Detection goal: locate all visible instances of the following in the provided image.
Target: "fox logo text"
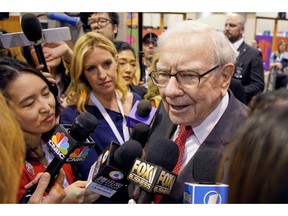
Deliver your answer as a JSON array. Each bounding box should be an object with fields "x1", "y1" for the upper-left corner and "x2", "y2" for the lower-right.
[
  {"x1": 153, "y1": 170, "x2": 176, "y2": 195},
  {"x1": 128, "y1": 159, "x2": 158, "y2": 191}
]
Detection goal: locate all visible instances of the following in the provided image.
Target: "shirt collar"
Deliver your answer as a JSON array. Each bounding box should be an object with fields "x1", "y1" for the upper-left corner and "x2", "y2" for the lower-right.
[
  {"x1": 233, "y1": 38, "x2": 244, "y2": 51},
  {"x1": 193, "y1": 92, "x2": 229, "y2": 144}
]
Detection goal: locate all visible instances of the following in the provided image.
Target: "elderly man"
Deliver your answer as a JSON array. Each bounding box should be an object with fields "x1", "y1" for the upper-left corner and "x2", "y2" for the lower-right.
[
  {"x1": 224, "y1": 13, "x2": 264, "y2": 104},
  {"x1": 146, "y1": 20, "x2": 249, "y2": 203}
]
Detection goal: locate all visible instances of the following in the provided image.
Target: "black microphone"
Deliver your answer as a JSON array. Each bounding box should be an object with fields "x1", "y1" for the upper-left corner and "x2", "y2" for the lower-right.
[
  {"x1": 183, "y1": 148, "x2": 228, "y2": 204},
  {"x1": 128, "y1": 138, "x2": 179, "y2": 203},
  {"x1": 127, "y1": 99, "x2": 158, "y2": 128},
  {"x1": 113, "y1": 140, "x2": 143, "y2": 173},
  {"x1": 20, "y1": 112, "x2": 98, "y2": 203},
  {"x1": 21, "y1": 13, "x2": 49, "y2": 72},
  {"x1": 45, "y1": 112, "x2": 98, "y2": 183},
  {"x1": 127, "y1": 123, "x2": 149, "y2": 199},
  {"x1": 129, "y1": 123, "x2": 150, "y2": 148},
  {"x1": 86, "y1": 140, "x2": 142, "y2": 198},
  {"x1": 193, "y1": 148, "x2": 223, "y2": 184},
  {"x1": 137, "y1": 99, "x2": 152, "y2": 118}
]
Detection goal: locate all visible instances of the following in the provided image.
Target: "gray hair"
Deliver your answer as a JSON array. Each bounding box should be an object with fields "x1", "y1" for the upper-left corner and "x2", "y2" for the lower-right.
[{"x1": 157, "y1": 20, "x2": 237, "y2": 67}]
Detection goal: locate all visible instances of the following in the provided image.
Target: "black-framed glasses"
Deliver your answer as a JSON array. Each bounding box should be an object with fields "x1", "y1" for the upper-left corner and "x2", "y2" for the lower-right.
[
  {"x1": 149, "y1": 65, "x2": 219, "y2": 88},
  {"x1": 143, "y1": 40, "x2": 157, "y2": 46},
  {"x1": 88, "y1": 17, "x2": 112, "y2": 27}
]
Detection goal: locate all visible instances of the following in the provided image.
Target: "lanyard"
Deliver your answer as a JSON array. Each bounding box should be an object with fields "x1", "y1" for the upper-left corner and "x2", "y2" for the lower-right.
[{"x1": 89, "y1": 91, "x2": 129, "y2": 144}]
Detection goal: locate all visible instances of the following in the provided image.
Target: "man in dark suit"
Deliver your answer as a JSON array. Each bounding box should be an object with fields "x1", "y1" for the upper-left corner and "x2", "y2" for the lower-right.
[
  {"x1": 143, "y1": 20, "x2": 249, "y2": 203},
  {"x1": 225, "y1": 13, "x2": 265, "y2": 105}
]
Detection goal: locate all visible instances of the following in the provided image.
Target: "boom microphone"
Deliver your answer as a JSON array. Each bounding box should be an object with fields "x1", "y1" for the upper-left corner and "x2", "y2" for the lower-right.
[
  {"x1": 184, "y1": 148, "x2": 228, "y2": 204},
  {"x1": 128, "y1": 138, "x2": 179, "y2": 203},
  {"x1": 47, "y1": 13, "x2": 82, "y2": 27},
  {"x1": 20, "y1": 112, "x2": 98, "y2": 203},
  {"x1": 127, "y1": 99, "x2": 158, "y2": 128},
  {"x1": 86, "y1": 140, "x2": 142, "y2": 198},
  {"x1": 21, "y1": 13, "x2": 49, "y2": 72}
]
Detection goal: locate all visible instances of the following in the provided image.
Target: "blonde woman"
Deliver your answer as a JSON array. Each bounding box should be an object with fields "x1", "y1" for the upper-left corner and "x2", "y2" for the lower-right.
[{"x1": 60, "y1": 32, "x2": 141, "y2": 203}]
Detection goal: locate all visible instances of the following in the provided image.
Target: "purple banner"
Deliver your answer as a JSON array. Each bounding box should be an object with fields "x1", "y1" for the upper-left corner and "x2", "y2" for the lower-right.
[{"x1": 256, "y1": 35, "x2": 273, "y2": 71}]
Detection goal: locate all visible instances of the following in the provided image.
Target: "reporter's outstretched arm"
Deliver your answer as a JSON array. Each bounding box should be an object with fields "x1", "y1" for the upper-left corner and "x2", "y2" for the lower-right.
[
  {"x1": 61, "y1": 180, "x2": 101, "y2": 203},
  {"x1": 42, "y1": 41, "x2": 73, "y2": 64}
]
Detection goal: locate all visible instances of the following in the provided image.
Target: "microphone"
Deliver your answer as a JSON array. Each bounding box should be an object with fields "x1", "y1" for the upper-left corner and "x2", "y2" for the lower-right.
[
  {"x1": 20, "y1": 112, "x2": 98, "y2": 203},
  {"x1": 127, "y1": 99, "x2": 158, "y2": 128},
  {"x1": 183, "y1": 148, "x2": 229, "y2": 204},
  {"x1": 193, "y1": 148, "x2": 223, "y2": 184},
  {"x1": 21, "y1": 13, "x2": 49, "y2": 72},
  {"x1": 86, "y1": 140, "x2": 142, "y2": 198},
  {"x1": 126, "y1": 123, "x2": 149, "y2": 200},
  {"x1": 129, "y1": 123, "x2": 150, "y2": 148},
  {"x1": 47, "y1": 13, "x2": 82, "y2": 28},
  {"x1": 127, "y1": 138, "x2": 179, "y2": 203}
]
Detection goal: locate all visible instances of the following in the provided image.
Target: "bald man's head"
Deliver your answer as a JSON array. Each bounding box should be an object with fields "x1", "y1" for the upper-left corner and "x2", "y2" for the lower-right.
[{"x1": 224, "y1": 13, "x2": 245, "y2": 43}]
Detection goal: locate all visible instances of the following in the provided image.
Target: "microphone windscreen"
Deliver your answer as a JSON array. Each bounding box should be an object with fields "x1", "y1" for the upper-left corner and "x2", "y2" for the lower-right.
[
  {"x1": 69, "y1": 112, "x2": 98, "y2": 141},
  {"x1": 130, "y1": 123, "x2": 150, "y2": 148},
  {"x1": 21, "y1": 13, "x2": 43, "y2": 42},
  {"x1": 136, "y1": 99, "x2": 152, "y2": 118},
  {"x1": 145, "y1": 138, "x2": 179, "y2": 172},
  {"x1": 193, "y1": 148, "x2": 223, "y2": 183},
  {"x1": 113, "y1": 140, "x2": 143, "y2": 173}
]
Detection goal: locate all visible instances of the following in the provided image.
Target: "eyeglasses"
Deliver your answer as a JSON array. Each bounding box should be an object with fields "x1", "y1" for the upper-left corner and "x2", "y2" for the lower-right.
[
  {"x1": 149, "y1": 65, "x2": 219, "y2": 88},
  {"x1": 143, "y1": 41, "x2": 157, "y2": 46},
  {"x1": 88, "y1": 17, "x2": 112, "y2": 27}
]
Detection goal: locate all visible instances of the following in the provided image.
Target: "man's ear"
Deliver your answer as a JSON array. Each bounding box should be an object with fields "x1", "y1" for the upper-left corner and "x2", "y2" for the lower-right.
[
  {"x1": 113, "y1": 25, "x2": 118, "y2": 37},
  {"x1": 221, "y1": 64, "x2": 234, "y2": 88}
]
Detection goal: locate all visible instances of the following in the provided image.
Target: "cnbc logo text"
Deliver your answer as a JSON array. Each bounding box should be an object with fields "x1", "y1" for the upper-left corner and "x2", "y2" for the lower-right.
[
  {"x1": 48, "y1": 132, "x2": 69, "y2": 160},
  {"x1": 128, "y1": 159, "x2": 158, "y2": 191}
]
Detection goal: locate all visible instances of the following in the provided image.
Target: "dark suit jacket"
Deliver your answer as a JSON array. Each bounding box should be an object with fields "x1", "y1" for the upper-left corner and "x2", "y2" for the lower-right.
[
  {"x1": 146, "y1": 90, "x2": 249, "y2": 203},
  {"x1": 234, "y1": 42, "x2": 264, "y2": 104},
  {"x1": 129, "y1": 85, "x2": 147, "y2": 99},
  {"x1": 229, "y1": 78, "x2": 246, "y2": 104}
]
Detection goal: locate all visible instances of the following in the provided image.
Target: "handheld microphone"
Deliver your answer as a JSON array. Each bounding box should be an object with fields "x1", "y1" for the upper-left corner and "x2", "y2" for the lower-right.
[
  {"x1": 86, "y1": 140, "x2": 142, "y2": 198},
  {"x1": 184, "y1": 148, "x2": 229, "y2": 204},
  {"x1": 47, "y1": 13, "x2": 82, "y2": 28},
  {"x1": 126, "y1": 123, "x2": 149, "y2": 199},
  {"x1": 20, "y1": 112, "x2": 98, "y2": 203},
  {"x1": 128, "y1": 138, "x2": 179, "y2": 203},
  {"x1": 193, "y1": 148, "x2": 223, "y2": 184},
  {"x1": 21, "y1": 13, "x2": 49, "y2": 72},
  {"x1": 129, "y1": 123, "x2": 150, "y2": 148},
  {"x1": 127, "y1": 99, "x2": 158, "y2": 128}
]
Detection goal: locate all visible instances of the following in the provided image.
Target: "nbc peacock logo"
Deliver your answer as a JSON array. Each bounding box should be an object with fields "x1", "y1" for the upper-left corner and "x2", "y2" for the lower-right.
[
  {"x1": 51, "y1": 132, "x2": 69, "y2": 154},
  {"x1": 70, "y1": 146, "x2": 90, "y2": 158}
]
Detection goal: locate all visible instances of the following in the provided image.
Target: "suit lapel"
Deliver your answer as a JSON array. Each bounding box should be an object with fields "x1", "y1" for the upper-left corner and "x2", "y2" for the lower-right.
[{"x1": 237, "y1": 42, "x2": 249, "y2": 60}]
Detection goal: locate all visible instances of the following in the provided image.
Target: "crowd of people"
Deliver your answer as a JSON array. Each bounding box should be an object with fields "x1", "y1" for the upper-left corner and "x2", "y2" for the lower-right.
[{"x1": 1, "y1": 12, "x2": 288, "y2": 205}]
